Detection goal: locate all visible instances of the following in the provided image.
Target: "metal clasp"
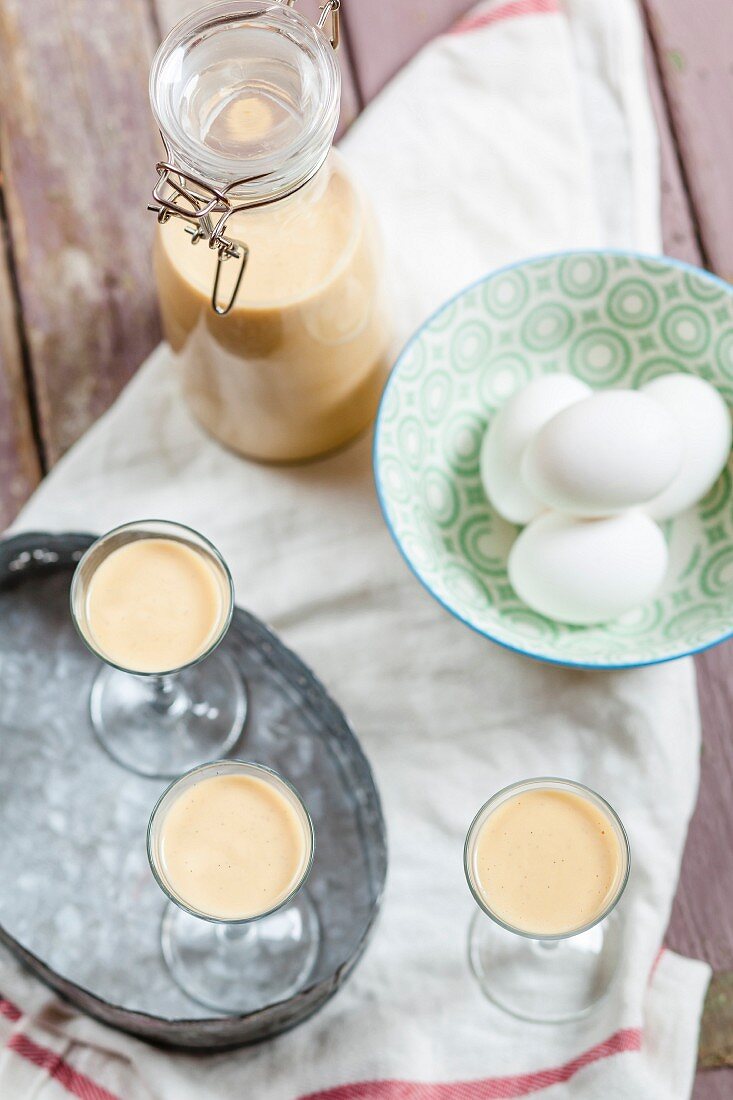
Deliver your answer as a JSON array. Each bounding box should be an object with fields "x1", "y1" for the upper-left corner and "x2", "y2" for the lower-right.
[
  {"x1": 211, "y1": 239, "x2": 249, "y2": 316},
  {"x1": 317, "y1": 0, "x2": 341, "y2": 50},
  {"x1": 149, "y1": 0, "x2": 343, "y2": 313},
  {"x1": 148, "y1": 160, "x2": 249, "y2": 316},
  {"x1": 280, "y1": 0, "x2": 341, "y2": 49}
]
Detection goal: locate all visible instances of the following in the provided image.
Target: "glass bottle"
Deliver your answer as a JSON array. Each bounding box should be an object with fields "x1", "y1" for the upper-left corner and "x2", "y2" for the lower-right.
[{"x1": 149, "y1": 0, "x2": 392, "y2": 463}]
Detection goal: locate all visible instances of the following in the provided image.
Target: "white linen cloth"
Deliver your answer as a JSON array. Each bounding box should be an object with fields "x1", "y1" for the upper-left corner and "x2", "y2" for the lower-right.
[{"x1": 0, "y1": 0, "x2": 710, "y2": 1096}]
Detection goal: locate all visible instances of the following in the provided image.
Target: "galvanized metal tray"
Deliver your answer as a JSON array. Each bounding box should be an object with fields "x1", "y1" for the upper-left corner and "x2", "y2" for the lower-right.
[{"x1": 0, "y1": 531, "x2": 387, "y2": 1049}]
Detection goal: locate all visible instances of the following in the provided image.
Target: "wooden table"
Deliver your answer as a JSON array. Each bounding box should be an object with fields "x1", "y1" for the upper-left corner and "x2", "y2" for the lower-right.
[{"x1": 0, "y1": 0, "x2": 731, "y2": 1093}]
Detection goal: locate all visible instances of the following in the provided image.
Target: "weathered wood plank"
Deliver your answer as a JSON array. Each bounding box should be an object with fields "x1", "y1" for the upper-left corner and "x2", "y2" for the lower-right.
[
  {"x1": 641, "y1": 7, "x2": 733, "y2": 1089},
  {"x1": 695, "y1": 989, "x2": 733, "y2": 1100},
  {"x1": 0, "y1": 0, "x2": 162, "y2": 466},
  {"x1": 0, "y1": 205, "x2": 42, "y2": 528},
  {"x1": 643, "y1": 22, "x2": 702, "y2": 267},
  {"x1": 343, "y1": 0, "x2": 473, "y2": 102},
  {"x1": 673, "y1": 645, "x2": 733, "y2": 974},
  {"x1": 154, "y1": 0, "x2": 361, "y2": 137},
  {"x1": 678, "y1": 644, "x2": 733, "y2": 1093},
  {"x1": 693, "y1": 1061, "x2": 733, "y2": 1100},
  {"x1": 699, "y1": 973, "x2": 733, "y2": 1069},
  {"x1": 642, "y1": 0, "x2": 733, "y2": 281}
]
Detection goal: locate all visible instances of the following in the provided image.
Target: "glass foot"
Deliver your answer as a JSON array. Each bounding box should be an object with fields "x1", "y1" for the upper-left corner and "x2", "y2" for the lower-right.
[
  {"x1": 90, "y1": 649, "x2": 247, "y2": 778},
  {"x1": 161, "y1": 894, "x2": 320, "y2": 1015},
  {"x1": 468, "y1": 908, "x2": 623, "y2": 1023}
]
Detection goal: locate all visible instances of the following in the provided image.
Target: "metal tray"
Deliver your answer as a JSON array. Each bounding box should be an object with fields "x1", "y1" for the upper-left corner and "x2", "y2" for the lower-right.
[{"x1": 0, "y1": 531, "x2": 387, "y2": 1049}]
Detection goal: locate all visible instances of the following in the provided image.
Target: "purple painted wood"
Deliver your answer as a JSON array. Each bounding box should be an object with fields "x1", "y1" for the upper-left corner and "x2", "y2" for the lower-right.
[
  {"x1": 643, "y1": 27, "x2": 702, "y2": 269},
  {"x1": 670, "y1": 645, "x2": 733, "y2": 973},
  {"x1": 0, "y1": 221, "x2": 41, "y2": 529},
  {"x1": 639, "y1": 3, "x2": 733, "y2": 1091},
  {"x1": 343, "y1": 0, "x2": 473, "y2": 101},
  {"x1": 0, "y1": 0, "x2": 163, "y2": 466},
  {"x1": 644, "y1": 0, "x2": 733, "y2": 283},
  {"x1": 681, "y1": 649, "x2": 733, "y2": 1098}
]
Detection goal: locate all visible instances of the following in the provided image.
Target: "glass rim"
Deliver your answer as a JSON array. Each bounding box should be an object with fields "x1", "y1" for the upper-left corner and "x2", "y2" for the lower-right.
[
  {"x1": 149, "y1": 0, "x2": 341, "y2": 199},
  {"x1": 69, "y1": 518, "x2": 236, "y2": 677},
  {"x1": 463, "y1": 776, "x2": 631, "y2": 942},
  {"x1": 146, "y1": 758, "x2": 316, "y2": 925}
]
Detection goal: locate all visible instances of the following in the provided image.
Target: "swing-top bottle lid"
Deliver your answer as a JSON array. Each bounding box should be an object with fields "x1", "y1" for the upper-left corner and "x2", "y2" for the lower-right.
[{"x1": 150, "y1": 0, "x2": 342, "y2": 204}]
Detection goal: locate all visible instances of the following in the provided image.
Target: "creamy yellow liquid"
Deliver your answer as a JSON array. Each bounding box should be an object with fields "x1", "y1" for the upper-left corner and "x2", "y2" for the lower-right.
[
  {"x1": 84, "y1": 538, "x2": 226, "y2": 673},
  {"x1": 158, "y1": 774, "x2": 309, "y2": 920},
  {"x1": 154, "y1": 151, "x2": 392, "y2": 462},
  {"x1": 472, "y1": 789, "x2": 623, "y2": 936}
]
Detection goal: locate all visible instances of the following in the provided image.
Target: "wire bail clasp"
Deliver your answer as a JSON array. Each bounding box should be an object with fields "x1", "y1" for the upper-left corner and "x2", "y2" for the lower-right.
[
  {"x1": 148, "y1": 1, "x2": 342, "y2": 313},
  {"x1": 317, "y1": 0, "x2": 341, "y2": 49},
  {"x1": 279, "y1": 0, "x2": 340, "y2": 49},
  {"x1": 148, "y1": 161, "x2": 249, "y2": 316}
]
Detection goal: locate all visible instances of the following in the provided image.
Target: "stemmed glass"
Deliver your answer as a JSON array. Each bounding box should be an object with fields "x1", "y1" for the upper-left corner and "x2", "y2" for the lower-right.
[
  {"x1": 70, "y1": 519, "x2": 247, "y2": 778},
  {"x1": 147, "y1": 759, "x2": 319, "y2": 1014},
  {"x1": 464, "y1": 777, "x2": 630, "y2": 1023}
]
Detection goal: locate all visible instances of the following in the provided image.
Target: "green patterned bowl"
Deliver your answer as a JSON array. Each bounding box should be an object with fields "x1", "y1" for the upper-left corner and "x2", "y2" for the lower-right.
[{"x1": 374, "y1": 251, "x2": 733, "y2": 669}]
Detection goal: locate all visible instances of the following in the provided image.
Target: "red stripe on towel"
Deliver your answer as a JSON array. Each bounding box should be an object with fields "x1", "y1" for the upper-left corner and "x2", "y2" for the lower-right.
[
  {"x1": 451, "y1": 0, "x2": 561, "y2": 35},
  {"x1": 0, "y1": 996, "x2": 22, "y2": 1022},
  {"x1": 301, "y1": 1027, "x2": 642, "y2": 1100},
  {"x1": 7, "y1": 1032, "x2": 121, "y2": 1100},
  {"x1": 650, "y1": 945, "x2": 666, "y2": 980}
]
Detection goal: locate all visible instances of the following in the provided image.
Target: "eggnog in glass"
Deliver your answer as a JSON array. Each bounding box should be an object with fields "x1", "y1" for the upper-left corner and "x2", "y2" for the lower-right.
[
  {"x1": 71, "y1": 520, "x2": 245, "y2": 778},
  {"x1": 148, "y1": 760, "x2": 318, "y2": 1014},
  {"x1": 464, "y1": 777, "x2": 630, "y2": 1022}
]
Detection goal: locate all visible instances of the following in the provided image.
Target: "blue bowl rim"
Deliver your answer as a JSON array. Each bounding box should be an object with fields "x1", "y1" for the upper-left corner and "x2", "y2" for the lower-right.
[{"x1": 373, "y1": 247, "x2": 733, "y2": 671}]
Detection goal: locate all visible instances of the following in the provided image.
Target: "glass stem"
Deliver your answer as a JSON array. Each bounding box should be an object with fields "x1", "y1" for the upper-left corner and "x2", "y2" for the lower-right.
[
  {"x1": 148, "y1": 674, "x2": 188, "y2": 718},
  {"x1": 216, "y1": 922, "x2": 256, "y2": 948}
]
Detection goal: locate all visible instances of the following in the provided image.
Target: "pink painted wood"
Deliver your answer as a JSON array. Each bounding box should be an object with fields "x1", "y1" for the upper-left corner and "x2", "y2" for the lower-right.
[
  {"x1": 679, "y1": 652, "x2": 733, "y2": 1099},
  {"x1": 644, "y1": 0, "x2": 733, "y2": 283},
  {"x1": 0, "y1": 222, "x2": 41, "y2": 527},
  {"x1": 643, "y1": 29, "x2": 702, "y2": 269},
  {"x1": 344, "y1": 0, "x2": 474, "y2": 101},
  {"x1": 638, "y1": 6, "x2": 733, "y2": 1095},
  {"x1": 0, "y1": 0, "x2": 163, "y2": 467}
]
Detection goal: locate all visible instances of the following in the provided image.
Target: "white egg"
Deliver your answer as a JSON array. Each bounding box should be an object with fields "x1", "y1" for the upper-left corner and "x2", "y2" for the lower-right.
[
  {"x1": 508, "y1": 511, "x2": 668, "y2": 625},
  {"x1": 641, "y1": 374, "x2": 732, "y2": 520},
  {"x1": 480, "y1": 374, "x2": 591, "y2": 523},
  {"x1": 521, "y1": 390, "x2": 682, "y2": 517}
]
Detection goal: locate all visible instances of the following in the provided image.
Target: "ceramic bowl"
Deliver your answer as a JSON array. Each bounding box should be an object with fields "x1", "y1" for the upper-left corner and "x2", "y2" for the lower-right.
[{"x1": 374, "y1": 250, "x2": 733, "y2": 668}]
